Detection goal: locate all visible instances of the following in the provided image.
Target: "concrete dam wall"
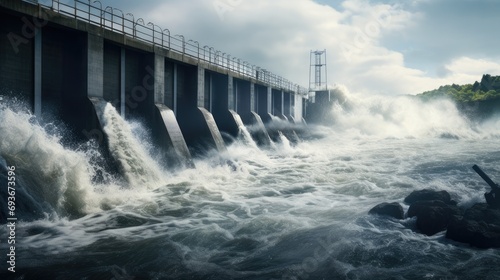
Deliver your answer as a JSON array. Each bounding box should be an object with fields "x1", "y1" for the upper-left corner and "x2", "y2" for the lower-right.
[{"x1": 0, "y1": 0, "x2": 308, "y2": 169}]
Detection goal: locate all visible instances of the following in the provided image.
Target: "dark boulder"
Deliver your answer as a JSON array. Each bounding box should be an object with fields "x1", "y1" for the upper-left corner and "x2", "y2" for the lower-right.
[
  {"x1": 369, "y1": 202, "x2": 404, "y2": 219},
  {"x1": 404, "y1": 189, "x2": 455, "y2": 205},
  {"x1": 407, "y1": 200, "x2": 461, "y2": 236},
  {"x1": 446, "y1": 203, "x2": 500, "y2": 248}
]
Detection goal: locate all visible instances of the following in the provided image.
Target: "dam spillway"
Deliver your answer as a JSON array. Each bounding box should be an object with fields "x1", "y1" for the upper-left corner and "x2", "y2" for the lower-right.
[{"x1": 0, "y1": 0, "x2": 308, "y2": 167}]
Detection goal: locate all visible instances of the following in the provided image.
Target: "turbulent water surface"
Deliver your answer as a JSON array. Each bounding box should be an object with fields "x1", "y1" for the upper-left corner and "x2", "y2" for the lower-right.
[{"x1": 1, "y1": 92, "x2": 500, "y2": 280}]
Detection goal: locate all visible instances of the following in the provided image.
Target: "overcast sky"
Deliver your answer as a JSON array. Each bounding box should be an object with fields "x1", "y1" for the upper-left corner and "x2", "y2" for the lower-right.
[{"x1": 93, "y1": 0, "x2": 500, "y2": 95}]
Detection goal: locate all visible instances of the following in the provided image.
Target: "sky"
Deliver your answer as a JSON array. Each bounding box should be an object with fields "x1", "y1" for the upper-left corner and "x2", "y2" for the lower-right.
[{"x1": 92, "y1": 0, "x2": 500, "y2": 95}]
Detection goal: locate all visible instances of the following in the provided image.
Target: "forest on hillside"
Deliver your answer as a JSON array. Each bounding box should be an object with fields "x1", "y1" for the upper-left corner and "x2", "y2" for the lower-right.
[{"x1": 418, "y1": 74, "x2": 500, "y2": 102}]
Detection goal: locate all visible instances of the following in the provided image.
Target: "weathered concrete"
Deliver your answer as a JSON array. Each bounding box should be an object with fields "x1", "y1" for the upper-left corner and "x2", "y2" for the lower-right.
[
  {"x1": 154, "y1": 54, "x2": 165, "y2": 104},
  {"x1": 228, "y1": 76, "x2": 235, "y2": 110},
  {"x1": 154, "y1": 104, "x2": 194, "y2": 168},
  {"x1": 151, "y1": 53, "x2": 193, "y2": 167},
  {"x1": 250, "y1": 83, "x2": 256, "y2": 112},
  {"x1": 267, "y1": 87, "x2": 273, "y2": 116},
  {"x1": 306, "y1": 90, "x2": 332, "y2": 123},
  {"x1": 197, "y1": 66, "x2": 206, "y2": 108},
  {"x1": 87, "y1": 33, "x2": 103, "y2": 98},
  {"x1": 294, "y1": 94, "x2": 304, "y2": 123}
]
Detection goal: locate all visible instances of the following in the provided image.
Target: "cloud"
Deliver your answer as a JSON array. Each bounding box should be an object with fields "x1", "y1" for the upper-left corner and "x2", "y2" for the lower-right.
[
  {"x1": 443, "y1": 57, "x2": 500, "y2": 84},
  {"x1": 381, "y1": 0, "x2": 500, "y2": 74}
]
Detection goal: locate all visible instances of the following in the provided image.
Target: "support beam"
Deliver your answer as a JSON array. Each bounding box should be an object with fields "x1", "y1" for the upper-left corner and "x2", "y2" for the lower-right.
[
  {"x1": 154, "y1": 54, "x2": 165, "y2": 104},
  {"x1": 197, "y1": 65, "x2": 205, "y2": 108},
  {"x1": 87, "y1": 33, "x2": 104, "y2": 99},
  {"x1": 281, "y1": 90, "x2": 285, "y2": 116},
  {"x1": 228, "y1": 76, "x2": 235, "y2": 110},
  {"x1": 173, "y1": 63, "x2": 178, "y2": 115},
  {"x1": 250, "y1": 83, "x2": 255, "y2": 112},
  {"x1": 209, "y1": 74, "x2": 213, "y2": 112},
  {"x1": 153, "y1": 53, "x2": 193, "y2": 167},
  {"x1": 267, "y1": 86, "x2": 272, "y2": 114},
  {"x1": 294, "y1": 93, "x2": 303, "y2": 122}
]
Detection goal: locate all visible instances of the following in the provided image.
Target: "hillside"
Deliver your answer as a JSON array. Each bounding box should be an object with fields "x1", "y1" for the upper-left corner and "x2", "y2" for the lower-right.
[
  {"x1": 418, "y1": 74, "x2": 500, "y2": 102},
  {"x1": 417, "y1": 74, "x2": 500, "y2": 120}
]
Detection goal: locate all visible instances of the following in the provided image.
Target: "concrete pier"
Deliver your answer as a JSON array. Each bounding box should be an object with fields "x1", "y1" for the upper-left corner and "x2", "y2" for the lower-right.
[{"x1": 88, "y1": 34, "x2": 104, "y2": 99}]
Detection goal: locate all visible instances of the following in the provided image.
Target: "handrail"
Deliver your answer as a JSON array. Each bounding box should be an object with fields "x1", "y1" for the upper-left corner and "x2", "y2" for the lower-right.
[{"x1": 21, "y1": 0, "x2": 309, "y2": 95}]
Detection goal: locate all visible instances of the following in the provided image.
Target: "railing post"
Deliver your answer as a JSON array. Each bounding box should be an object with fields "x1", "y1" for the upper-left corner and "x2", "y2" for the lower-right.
[
  {"x1": 189, "y1": 40, "x2": 199, "y2": 59},
  {"x1": 215, "y1": 51, "x2": 221, "y2": 65},
  {"x1": 87, "y1": 0, "x2": 91, "y2": 21},
  {"x1": 209, "y1": 47, "x2": 215, "y2": 63},
  {"x1": 175, "y1": 35, "x2": 185, "y2": 54},
  {"x1": 163, "y1": 29, "x2": 170, "y2": 49},
  {"x1": 114, "y1": 9, "x2": 124, "y2": 33},
  {"x1": 203, "y1": 45, "x2": 210, "y2": 61},
  {"x1": 147, "y1": 22, "x2": 154, "y2": 44},
  {"x1": 134, "y1": 18, "x2": 144, "y2": 38},
  {"x1": 126, "y1": 13, "x2": 134, "y2": 35},
  {"x1": 104, "y1": 6, "x2": 113, "y2": 30},
  {"x1": 91, "y1": 1, "x2": 102, "y2": 27}
]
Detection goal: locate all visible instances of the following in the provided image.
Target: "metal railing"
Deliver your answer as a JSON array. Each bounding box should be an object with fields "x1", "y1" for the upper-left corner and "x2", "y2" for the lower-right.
[{"x1": 22, "y1": 0, "x2": 309, "y2": 95}]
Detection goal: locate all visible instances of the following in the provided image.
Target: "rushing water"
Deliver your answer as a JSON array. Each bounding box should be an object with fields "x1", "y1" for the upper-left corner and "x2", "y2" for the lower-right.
[{"x1": 1, "y1": 90, "x2": 500, "y2": 280}]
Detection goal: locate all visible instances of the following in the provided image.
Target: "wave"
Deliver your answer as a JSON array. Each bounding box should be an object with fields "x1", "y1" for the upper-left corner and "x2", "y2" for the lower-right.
[
  {"x1": 0, "y1": 107, "x2": 97, "y2": 217},
  {"x1": 0, "y1": 103, "x2": 169, "y2": 219},
  {"x1": 324, "y1": 85, "x2": 500, "y2": 140},
  {"x1": 100, "y1": 103, "x2": 166, "y2": 188}
]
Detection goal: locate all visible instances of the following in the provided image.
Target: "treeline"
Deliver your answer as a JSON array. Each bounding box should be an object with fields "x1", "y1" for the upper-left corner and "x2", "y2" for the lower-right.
[{"x1": 418, "y1": 74, "x2": 500, "y2": 103}]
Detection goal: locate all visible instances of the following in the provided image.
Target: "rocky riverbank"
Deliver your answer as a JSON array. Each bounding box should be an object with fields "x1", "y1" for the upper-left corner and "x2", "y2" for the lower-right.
[{"x1": 369, "y1": 189, "x2": 500, "y2": 248}]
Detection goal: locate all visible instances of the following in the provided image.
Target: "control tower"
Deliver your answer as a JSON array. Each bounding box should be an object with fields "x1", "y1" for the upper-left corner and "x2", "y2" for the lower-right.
[{"x1": 306, "y1": 50, "x2": 332, "y2": 122}]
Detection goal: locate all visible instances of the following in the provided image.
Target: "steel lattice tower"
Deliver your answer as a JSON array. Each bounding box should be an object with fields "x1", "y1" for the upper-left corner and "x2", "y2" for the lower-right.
[{"x1": 309, "y1": 50, "x2": 328, "y2": 92}]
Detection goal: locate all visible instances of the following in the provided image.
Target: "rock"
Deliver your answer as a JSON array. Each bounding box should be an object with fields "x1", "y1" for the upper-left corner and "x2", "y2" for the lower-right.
[
  {"x1": 407, "y1": 200, "x2": 461, "y2": 236},
  {"x1": 446, "y1": 203, "x2": 500, "y2": 248},
  {"x1": 404, "y1": 189, "x2": 455, "y2": 205},
  {"x1": 369, "y1": 202, "x2": 404, "y2": 219}
]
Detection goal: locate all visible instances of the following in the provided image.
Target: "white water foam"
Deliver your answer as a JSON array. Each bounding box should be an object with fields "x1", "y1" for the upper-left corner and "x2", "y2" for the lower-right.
[
  {"x1": 0, "y1": 102, "x2": 171, "y2": 217},
  {"x1": 0, "y1": 107, "x2": 97, "y2": 216},
  {"x1": 3, "y1": 90, "x2": 500, "y2": 279},
  {"x1": 233, "y1": 113, "x2": 258, "y2": 148},
  {"x1": 326, "y1": 87, "x2": 496, "y2": 140},
  {"x1": 100, "y1": 103, "x2": 166, "y2": 188}
]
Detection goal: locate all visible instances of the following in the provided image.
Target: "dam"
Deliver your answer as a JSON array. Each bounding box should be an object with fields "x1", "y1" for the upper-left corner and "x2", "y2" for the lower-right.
[{"x1": 0, "y1": 0, "x2": 309, "y2": 167}]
